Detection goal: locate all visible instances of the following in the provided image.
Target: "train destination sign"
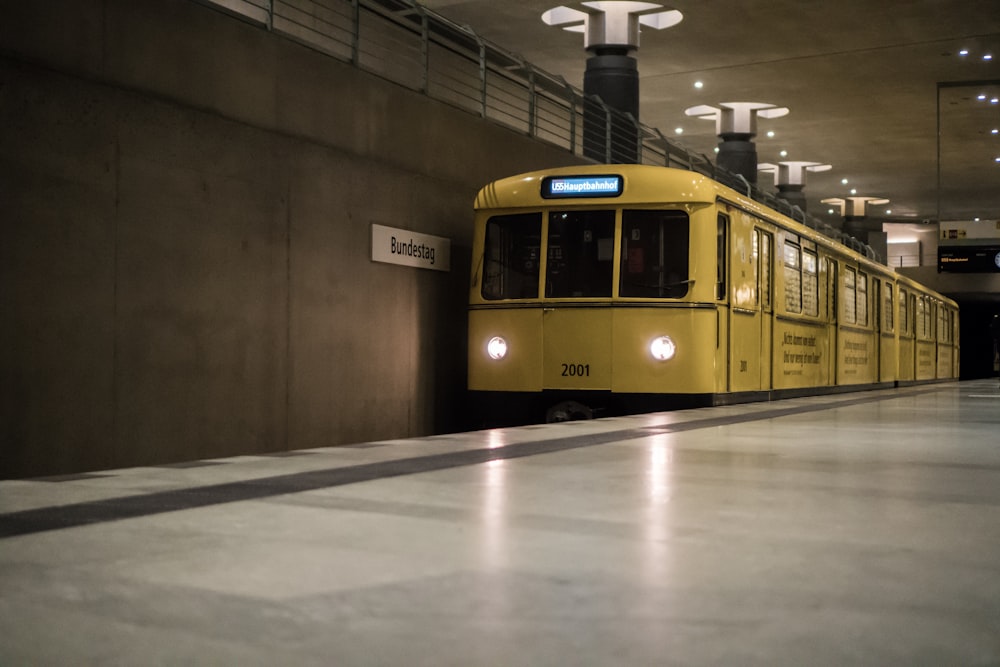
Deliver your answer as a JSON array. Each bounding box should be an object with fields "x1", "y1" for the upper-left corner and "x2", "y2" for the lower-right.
[
  {"x1": 371, "y1": 224, "x2": 451, "y2": 272},
  {"x1": 541, "y1": 175, "x2": 623, "y2": 199}
]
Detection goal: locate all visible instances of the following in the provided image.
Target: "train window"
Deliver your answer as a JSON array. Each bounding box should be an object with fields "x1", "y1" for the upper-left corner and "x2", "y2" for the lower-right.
[
  {"x1": 783, "y1": 242, "x2": 802, "y2": 313},
  {"x1": 759, "y1": 231, "x2": 772, "y2": 311},
  {"x1": 916, "y1": 296, "x2": 926, "y2": 338},
  {"x1": 843, "y1": 267, "x2": 857, "y2": 324},
  {"x1": 802, "y1": 250, "x2": 818, "y2": 316},
  {"x1": 545, "y1": 210, "x2": 615, "y2": 298},
  {"x1": 482, "y1": 213, "x2": 542, "y2": 300},
  {"x1": 899, "y1": 288, "x2": 909, "y2": 335},
  {"x1": 857, "y1": 272, "x2": 869, "y2": 326},
  {"x1": 884, "y1": 283, "x2": 894, "y2": 332},
  {"x1": 619, "y1": 210, "x2": 690, "y2": 298}
]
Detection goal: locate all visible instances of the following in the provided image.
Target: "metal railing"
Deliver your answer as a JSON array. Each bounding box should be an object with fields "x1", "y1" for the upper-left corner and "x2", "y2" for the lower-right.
[{"x1": 195, "y1": 0, "x2": 879, "y2": 261}]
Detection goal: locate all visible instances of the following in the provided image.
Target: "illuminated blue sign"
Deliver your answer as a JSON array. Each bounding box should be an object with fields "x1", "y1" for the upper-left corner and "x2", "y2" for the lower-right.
[{"x1": 541, "y1": 175, "x2": 623, "y2": 199}]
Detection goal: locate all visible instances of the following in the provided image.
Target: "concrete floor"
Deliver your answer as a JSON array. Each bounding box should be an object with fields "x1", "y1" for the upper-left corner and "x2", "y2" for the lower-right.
[{"x1": 2, "y1": 380, "x2": 999, "y2": 665}]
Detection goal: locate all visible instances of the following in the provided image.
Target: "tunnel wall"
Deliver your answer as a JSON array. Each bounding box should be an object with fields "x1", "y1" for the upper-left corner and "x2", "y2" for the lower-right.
[{"x1": 0, "y1": 0, "x2": 584, "y2": 477}]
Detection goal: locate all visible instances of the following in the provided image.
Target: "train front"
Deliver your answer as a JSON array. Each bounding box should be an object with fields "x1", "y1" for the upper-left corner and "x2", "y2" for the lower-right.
[{"x1": 468, "y1": 165, "x2": 721, "y2": 423}]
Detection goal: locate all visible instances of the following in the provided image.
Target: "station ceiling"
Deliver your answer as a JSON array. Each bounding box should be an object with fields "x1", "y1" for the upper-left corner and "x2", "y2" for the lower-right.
[{"x1": 419, "y1": 0, "x2": 1000, "y2": 227}]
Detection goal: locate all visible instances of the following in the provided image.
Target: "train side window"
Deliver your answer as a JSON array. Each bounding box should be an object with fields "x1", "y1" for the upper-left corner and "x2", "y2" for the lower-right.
[
  {"x1": 843, "y1": 267, "x2": 857, "y2": 324},
  {"x1": 899, "y1": 287, "x2": 909, "y2": 334},
  {"x1": 857, "y1": 272, "x2": 869, "y2": 326},
  {"x1": 884, "y1": 283, "x2": 894, "y2": 332},
  {"x1": 802, "y1": 249, "x2": 818, "y2": 316},
  {"x1": 619, "y1": 210, "x2": 690, "y2": 298},
  {"x1": 783, "y1": 241, "x2": 802, "y2": 313},
  {"x1": 716, "y1": 215, "x2": 727, "y2": 300},
  {"x1": 482, "y1": 212, "x2": 542, "y2": 300},
  {"x1": 545, "y1": 210, "x2": 615, "y2": 298},
  {"x1": 759, "y1": 231, "x2": 772, "y2": 311}
]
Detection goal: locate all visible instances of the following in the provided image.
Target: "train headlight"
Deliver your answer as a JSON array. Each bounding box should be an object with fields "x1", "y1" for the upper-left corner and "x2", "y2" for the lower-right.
[
  {"x1": 487, "y1": 336, "x2": 508, "y2": 360},
  {"x1": 649, "y1": 336, "x2": 676, "y2": 361}
]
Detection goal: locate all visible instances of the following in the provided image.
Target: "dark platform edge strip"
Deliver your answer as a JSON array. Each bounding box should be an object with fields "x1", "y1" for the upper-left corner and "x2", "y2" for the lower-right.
[{"x1": 0, "y1": 388, "x2": 940, "y2": 539}]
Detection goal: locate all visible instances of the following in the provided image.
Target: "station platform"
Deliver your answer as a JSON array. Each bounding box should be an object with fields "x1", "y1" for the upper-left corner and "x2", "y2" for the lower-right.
[{"x1": 2, "y1": 379, "x2": 999, "y2": 665}]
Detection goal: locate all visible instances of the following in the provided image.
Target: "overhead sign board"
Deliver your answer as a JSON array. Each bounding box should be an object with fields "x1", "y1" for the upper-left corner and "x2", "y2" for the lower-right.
[
  {"x1": 937, "y1": 245, "x2": 1000, "y2": 273},
  {"x1": 541, "y1": 175, "x2": 623, "y2": 199},
  {"x1": 371, "y1": 224, "x2": 450, "y2": 272}
]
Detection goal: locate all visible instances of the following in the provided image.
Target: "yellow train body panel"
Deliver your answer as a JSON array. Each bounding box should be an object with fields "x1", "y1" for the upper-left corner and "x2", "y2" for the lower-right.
[
  {"x1": 467, "y1": 164, "x2": 960, "y2": 419},
  {"x1": 610, "y1": 307, "x2": 719, "y2": 394}
]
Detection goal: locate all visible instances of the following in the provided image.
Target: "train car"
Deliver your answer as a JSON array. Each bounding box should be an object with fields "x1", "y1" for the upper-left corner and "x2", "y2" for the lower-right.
[{"x1": 467, "y1": 164, "x2": 959, "y2": 422}]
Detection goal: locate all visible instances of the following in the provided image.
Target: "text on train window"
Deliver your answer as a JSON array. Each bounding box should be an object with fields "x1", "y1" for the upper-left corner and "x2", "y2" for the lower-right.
[
  {"x1": 482, "y1": 213, "x2": 541, "y2": 300},
  {"x1": 619, "y1": 210, "x2": 690, "y2": 298},
  {"x1": 784, "y1": 242, "x2": 802, "y2": 313},
  {"x1": 857, "y1": 272, "x2": 869, "y2": 326},
  {"x1": 546, "y1": 210, "x2": 615, "y2": 298},
  {"x1": 802, "y1": 249, "x2": 818, "y2": 316},
  {"x1": 843, "y1": 267, "x2": 857, "y2": 324}
]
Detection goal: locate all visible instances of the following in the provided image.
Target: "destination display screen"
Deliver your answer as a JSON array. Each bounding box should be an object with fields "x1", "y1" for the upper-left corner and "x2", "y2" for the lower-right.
[
  {"x1": 541, "y1": 175, "x2": 623, "y2": 199},
  {"x1": 938, "y1": 245, "x2": 1000, "y2": 273}
]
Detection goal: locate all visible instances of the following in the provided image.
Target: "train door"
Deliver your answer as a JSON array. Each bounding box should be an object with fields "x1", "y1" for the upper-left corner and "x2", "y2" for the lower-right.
[{"x1": 726, "y1": 211, "x2": 766, "y2": 393}]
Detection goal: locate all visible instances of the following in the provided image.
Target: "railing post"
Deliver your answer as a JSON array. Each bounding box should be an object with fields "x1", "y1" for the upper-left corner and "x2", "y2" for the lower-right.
[
  {"x1": 526, "y1": 63, "x2": 536, "y2": 138},
  {"x1": 351, "y1": 0, "x2": 360, "y2": 66},
  {"x1": 418, "y1": 5, "x2": 429, "y2": 95},
  {"x1": 475, "y1": 35, "x2": 487, "y2": 118}
]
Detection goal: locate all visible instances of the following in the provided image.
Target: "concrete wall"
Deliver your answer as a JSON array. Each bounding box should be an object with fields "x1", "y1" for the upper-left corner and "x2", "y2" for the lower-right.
[{"x1": 0, "y1": 0, "x2": 584, "y2": 477}]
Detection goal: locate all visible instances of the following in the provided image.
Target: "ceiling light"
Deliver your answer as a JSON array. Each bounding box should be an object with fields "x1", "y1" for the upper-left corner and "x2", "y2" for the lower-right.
[
  {"x1": 779, "y1": 150, "x2": 788, "y2": 157},
  {"x1": 978, "y1": 94, "x2": 988, "y2": 100},
  {"x1": 985, "y1": 54, "x2": 994, "y2": 61},
  {"x1": 992, "y1": 129, "x2": 999, "y2": 134},
  {"x1": 828, "y1": 209, "x2": 835, "y2": 214},
  {"x1": 674, "y1": 127, "x2": 683, "y2": 134},
  {"x1": 886, "y1": 209, "x2": 892, "y2": 214},
  {"x1": 992, "y1": 98, "x2": 999, "y2": 104},
  {"x1": 850, "y1": 188, "x2": 858, "y2": 195},
  {"x1": 959, "y1": 49, "x2": 969, "y2": 56},
  {"x1": 694, "y1": 81, "x2": 703, "y2": 89},
  {"x1": 841, "y1": 178, "x2": 849, "y2": 185},
  {"x1": 767, "y1": 131, "x2": 775, "y2": 138}
]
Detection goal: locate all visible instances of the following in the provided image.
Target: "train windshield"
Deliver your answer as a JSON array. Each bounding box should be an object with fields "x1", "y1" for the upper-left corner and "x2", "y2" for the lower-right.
[
  {"x1": 545, "y1": 211, "x2": 616, "y2": 298},
  {"x1": 619, "y1": 210, "x2": 690, "y2": 298},
  {"x1": 482, "y1": 212, "x2": 542, "y2": 300}
]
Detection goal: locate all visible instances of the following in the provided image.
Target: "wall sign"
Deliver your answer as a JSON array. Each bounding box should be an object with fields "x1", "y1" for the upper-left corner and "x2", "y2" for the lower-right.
[{"x1": 371, "y1": 224, "x2": 451, "y2": 272}]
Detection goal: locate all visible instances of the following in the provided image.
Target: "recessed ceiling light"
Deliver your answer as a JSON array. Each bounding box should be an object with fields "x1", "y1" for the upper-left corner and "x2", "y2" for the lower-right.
[
  {"x1": 841, "y1": 178, "x2": 849, "y2": 185},
  {"x1": 767, "y1": 131, "x2": 775, "y2": 138},
  {"x1": 827, "y1": 209, "x2": 835, "y2": 215},
  {"x1": 714, "y1": 147, "x2": 720, "y2": 153},
  {"x1": 886, "y1": 210, "x2": 892, "y2": 214},
  {"x1": 985, "y1": 54, "x2": 994, "y2": 61},
  {"x1": 992, "y1": 98, "x2": 999, "y2": 104},
  {"x1": 779, "y1": 150, "x2": 788, "y2": 157},
  {"x1": 959, "y1": 49, "x2": 969, "y2": 56},
  {"x1": 694, "y1": 81, "x2": 703, "y2": 89},
  {"x1": 675, "y1": 127, "x2": 684, "y2": 134},
  {"x1": 993, "y1": 129, "x2": 999, "y2": 134},
  {"x1": 978, "y1": 94, "x2": 988, "y2": 100}
]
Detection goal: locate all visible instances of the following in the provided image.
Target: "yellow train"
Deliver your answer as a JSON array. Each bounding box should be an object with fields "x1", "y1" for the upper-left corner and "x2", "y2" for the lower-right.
[{"x1": 468, "y1": 164, "x2": 959, "y2": 422}]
